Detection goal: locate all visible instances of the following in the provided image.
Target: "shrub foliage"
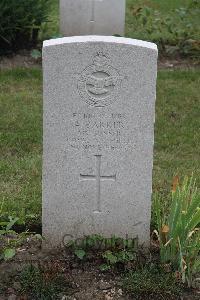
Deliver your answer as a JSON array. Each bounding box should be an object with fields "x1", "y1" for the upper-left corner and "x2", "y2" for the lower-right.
[
  {"x1": 0, "y1": 0, "x2": 50, "y2": 54},
  {"x1": 126, "y1": 0, "x2": 200, "y2": 57}
]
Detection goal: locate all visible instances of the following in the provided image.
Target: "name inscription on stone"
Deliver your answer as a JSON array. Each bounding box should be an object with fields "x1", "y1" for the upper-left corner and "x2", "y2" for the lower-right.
[{"x1": 65, "y1": 112, "x2": 135, "y2": 152}]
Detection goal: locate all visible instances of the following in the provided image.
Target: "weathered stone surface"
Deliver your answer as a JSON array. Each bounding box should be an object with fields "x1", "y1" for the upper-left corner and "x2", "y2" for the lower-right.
[
  {"x1": 42, "y1": 36, "x2": 158, "y2": 248},
  {"x1": 60, "y1": 0, "x2": 125, "y2": 36}
]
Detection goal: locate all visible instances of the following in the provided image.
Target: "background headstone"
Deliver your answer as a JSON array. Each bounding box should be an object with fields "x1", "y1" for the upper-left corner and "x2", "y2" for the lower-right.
[
  {"x1": 42, "y1": 36, "x2": 158, "y2": 248},
  {"x1": 60, "y1": 0, "x2": 125, "y2": 36}
]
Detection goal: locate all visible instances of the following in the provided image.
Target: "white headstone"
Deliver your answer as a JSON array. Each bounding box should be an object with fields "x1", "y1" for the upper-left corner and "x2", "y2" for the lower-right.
[
  {"x1": 60, "y1": 0, "x2": 125, "y2": 36},
  {"x1": 42, "y1": 36, "x2": 158, "y2": 249}
]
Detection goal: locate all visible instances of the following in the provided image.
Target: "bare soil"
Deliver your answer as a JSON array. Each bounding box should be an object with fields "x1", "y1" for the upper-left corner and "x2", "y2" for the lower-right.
[
  {"x1": 0, "y1": 51, "x2": 41, "y2": 70},
  {"x1": 0, "y1": 236, "x2": 130, "y2": 300},
  {"x1": 0, "y1": 236, "x2": 199, "y2": 300}
]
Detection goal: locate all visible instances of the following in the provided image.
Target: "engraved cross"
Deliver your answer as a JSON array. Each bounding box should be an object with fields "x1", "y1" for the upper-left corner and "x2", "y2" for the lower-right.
[
  {"x1": 90, "y1": 0, "x2": 102, "y2": 32},
  {"x1": 90, "y1": 0, "x2": 95, "y2": 22},
  {"x1": 80, "y1": 155, "x2": 116, "y2": 213}
]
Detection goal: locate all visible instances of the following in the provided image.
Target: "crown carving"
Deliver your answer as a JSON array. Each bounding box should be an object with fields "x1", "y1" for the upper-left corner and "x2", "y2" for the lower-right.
[{"x1": 93, "y1": 51, "x2": 109, "y2": 66}]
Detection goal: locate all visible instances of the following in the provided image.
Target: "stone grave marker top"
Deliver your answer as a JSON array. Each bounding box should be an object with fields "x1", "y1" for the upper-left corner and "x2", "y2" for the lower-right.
[
  {"x1": 42, "y1": 36, "x2": 158, "y2": 248},
  {"x1": 60, "y1": 0, "x2": 126, "y2": 36}
]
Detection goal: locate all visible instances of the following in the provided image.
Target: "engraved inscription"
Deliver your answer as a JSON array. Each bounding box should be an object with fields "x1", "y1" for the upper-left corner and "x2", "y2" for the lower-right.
[
  {"x1": 80, "y1": 155, "x2": 116, "y2": 212},
  {"x1": 65, "y1": 112, "x2": 135, "y2": 152},
  {"x1": 78, "y1": 52, "x2": 122, "y2": 107}
]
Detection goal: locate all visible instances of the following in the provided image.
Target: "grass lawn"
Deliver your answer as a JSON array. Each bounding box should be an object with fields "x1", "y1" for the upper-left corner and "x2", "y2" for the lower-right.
[
  {"x1": 0, "y1": 69, "x2": 42, "y2": 223},
  {"x1": 128, "y1": 0, "x2": 191, "y2": 11},
  {"x1": 0, "y1": 68, "x2": 200, "y2": 224}
]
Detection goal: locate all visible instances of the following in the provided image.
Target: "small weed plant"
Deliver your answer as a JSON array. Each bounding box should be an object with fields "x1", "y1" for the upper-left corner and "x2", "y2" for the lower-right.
[
  {"x1": 154, "y1": 175, "x2": 200, "y2": 287},
  {"x1": 0, "y1": 200, "x2": 37, "y2": 261},
  {"x1": 0, "y1": 200, "x2": 20, "y2": 260},
  {"x1": 64, "y1": 234, "x2": 138, "y2": 271},
  {"x1": 0, "y1": 215, "x2": 19, "y2": 260}
]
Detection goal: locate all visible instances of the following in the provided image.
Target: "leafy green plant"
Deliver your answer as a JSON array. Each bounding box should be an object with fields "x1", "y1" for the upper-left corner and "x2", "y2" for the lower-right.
[
  {"x1": 0, "y1": 215, "x2": 19, "y2": 260},
  {"x1": 31, "y1": 49, "x2": 42, "y2": 60},
  {"x1": 127, "y1": 1, "x2": 200, "y2": 57},
  {"x1": 64, "y1": 234, "x2": 138, "y2": 270},
  {"x1": 74, "y1": 249, "x2": 86, "y2": 260},
  {"x1": 100, "y1": 249, "x2": 136, "y2": 271},
  {"x1": 154, "y1": 175, "x2": 200, "y2": 287},
  {"x1": 0, "y1": 0, "x2": 50, "y2": 54},
  {"x1": 0, "y1": 201, "x2": 30, "y2": 261},
  {"x1": 64, "y1": 234, "x2": 105, "y2": 260}
]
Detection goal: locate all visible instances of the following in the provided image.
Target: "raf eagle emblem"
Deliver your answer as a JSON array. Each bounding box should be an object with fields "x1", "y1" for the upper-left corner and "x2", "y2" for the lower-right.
[
  {"x1": 78, "y1": 52, "x2": 122, "y2": 107},
  {"x1": 86, "y1": 74, "x2": 118, "y2": 96}
]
